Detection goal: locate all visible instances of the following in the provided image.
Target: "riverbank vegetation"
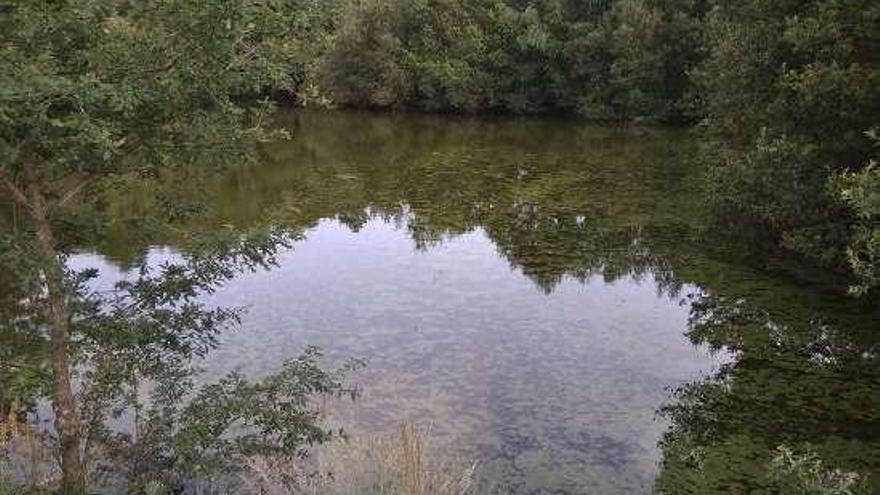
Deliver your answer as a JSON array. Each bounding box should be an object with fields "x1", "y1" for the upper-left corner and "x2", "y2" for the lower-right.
[
  {"x1": 243, "y1": 420, "x2": 477, "y2": 494},
  {"x1": 0, "y1": 1, "x2": 357, "y2": 493}
]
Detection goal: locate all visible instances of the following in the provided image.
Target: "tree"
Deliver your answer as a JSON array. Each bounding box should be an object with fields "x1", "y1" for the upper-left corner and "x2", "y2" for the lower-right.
[
  {"x1": 694, "y1": 0, "x2": 880, "y2": 293},
  {"x1": 308, "y1": 0, "x2": 704, "y2": 118},
  {"x1": 0, "y1": 1, "x2": 314, "y2": 492},
  {"x1": 396, "y1": 0, "x2": 493, "y2": 112},
  {"x1": 318, "y1": 0, "x2": 409, "y2": 108},
  {"x1": 605, "y1": 0, "x2": 666, "y2": 119}
]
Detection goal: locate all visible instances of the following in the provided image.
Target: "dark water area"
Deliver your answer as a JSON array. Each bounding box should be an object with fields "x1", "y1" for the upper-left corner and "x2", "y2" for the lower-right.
[{"x1": 8, "y1": 110, "x2": 880, "y2": 493}]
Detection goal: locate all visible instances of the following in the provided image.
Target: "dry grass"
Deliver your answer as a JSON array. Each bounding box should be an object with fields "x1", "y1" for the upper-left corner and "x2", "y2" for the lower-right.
[
  {"x1": 3, "y1": 396, "x2": 478, "y2": 495},
  {"x1": 243, "y1": 420, "x2": 478, "y2": 495}
]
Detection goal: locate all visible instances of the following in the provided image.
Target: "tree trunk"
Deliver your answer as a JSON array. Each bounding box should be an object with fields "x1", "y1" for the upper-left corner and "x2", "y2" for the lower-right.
[{"x1": 24, "y1": 164, "x2": 85, "y2": 494}]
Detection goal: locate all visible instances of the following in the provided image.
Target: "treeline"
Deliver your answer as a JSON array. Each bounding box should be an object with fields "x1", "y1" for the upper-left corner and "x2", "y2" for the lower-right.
[
  {"x1": 290, "y1": 0, "x2": 705, "y2": 120},
  {"x1": 285, "y1": 0, "x2": 880, "y2": 296}
]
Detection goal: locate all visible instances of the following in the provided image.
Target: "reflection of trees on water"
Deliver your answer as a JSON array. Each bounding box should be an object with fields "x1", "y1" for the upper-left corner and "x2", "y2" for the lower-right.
[
  {"x1": 262, "y1": 113, "x2": 880, "y2": 492},
  {"x1": 657, "y1": 289, "x2": 879, "y2": 493},
  {"x1": 2, "y1": 111, "x2": 876, "y2": 491},
  {"x1": 25, "y1": 113, "x2": 710, "y2": 297},
  {"x1": 146, "y1": 111, "x2": 699, "y2": 294}
]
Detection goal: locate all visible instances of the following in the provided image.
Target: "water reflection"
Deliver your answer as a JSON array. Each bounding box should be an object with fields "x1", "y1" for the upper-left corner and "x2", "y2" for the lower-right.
[
  {"x1": 3, "y1": 110, "x2": 877, "y2": 493},
  {"x1": 658, "y1": 289, "x2": 879, "y2": 493},
  {"x1": 93, "y1": 111, "x2": 704, "y2": 291},
  {"x1": 75, "y1": 222, "x2": 717, "y2": 494}
]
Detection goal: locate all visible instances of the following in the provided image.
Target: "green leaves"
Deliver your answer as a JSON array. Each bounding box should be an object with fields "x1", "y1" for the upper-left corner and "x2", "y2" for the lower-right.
[
  {"x1": 658, "y1": 279, "x2": 880, "y2": 494},
  {"x1": 140, "y1": 347, "x2": 361, "y2": 487},
  {"x1": 833, "y1": 131, "x2": 880, "y2": 294},
  {"x1": 0, "y1": 0, "x2": 295, "y2": 183},
  {"x1": 0, "y1": 2, "x2": 355, "y2": 492},
  {"x1": 697, "y1": 0, "x2": 879, "y2": 295},
  {"x1": 310, "y1": 0, "x2": 702, "y2": 119}
]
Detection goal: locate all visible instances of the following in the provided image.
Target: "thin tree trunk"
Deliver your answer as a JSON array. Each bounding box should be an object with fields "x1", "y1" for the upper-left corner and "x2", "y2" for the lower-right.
[{"x1": 23, "y1": 163, "x2": 85, "y2": 494}]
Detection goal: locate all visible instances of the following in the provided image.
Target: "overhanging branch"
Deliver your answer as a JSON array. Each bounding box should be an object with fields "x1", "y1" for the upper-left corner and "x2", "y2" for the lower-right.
[
  {"x1": 0, "y1": 168, "x2": 33, "y2": 213},
  {"x1": 54, "y1": 179, "x2": 90, "y2": 211}
]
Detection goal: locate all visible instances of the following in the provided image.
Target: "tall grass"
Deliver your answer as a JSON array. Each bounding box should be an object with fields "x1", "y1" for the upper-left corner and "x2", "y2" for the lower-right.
[
  {"x1": 3, "y1": 401, "x2": 478, "y2": 494},
  {"x1": 243, "y1": 420, "x2": 477, "y2": 495}
]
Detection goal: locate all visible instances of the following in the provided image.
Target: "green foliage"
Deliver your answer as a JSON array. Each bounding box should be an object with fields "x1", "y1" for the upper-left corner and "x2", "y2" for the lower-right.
[
  {"x1": 318, "y1": 0, "x2": 410, "y2": 108},
  {"x1": 105, "y1": 346, "x2": 361, "y2": 493},
  {"x1": 769, "y1": 446, "x2": 868, "y2": 495},
  {"x1": 1, "y1": 218, "x2": 363, "y2": 488},
  {"x1": 833, "y1": 131, "x2": 880, "y2": 295},
  {"x1": 603, "y1": 0, "x2": 667, "y2": 119},
  {"x1": 396, "y1": 0, "x2": 494, "y2": 112},
  {"x1": 291, "y1": 0, "x2": 879, "y2": 292},
  {"x1": 0, "y1": 1, "x2": 362, "y2": 492},
  {"x1": 657, "y1": 285, "x2": 879, "y2": 494},
  {"x1": 657, "y1": 436, "x2": 875, "y2": 494},
  {"x1": 311, "y1": 0, "x2": 704, "y2": 119},
  {"x1": 709, "y1": 133, "x2": 847, "y2": 265},
  {"x1": 695, "y1": 0, "x2": 880, "y2": 294},
  {"x1": 0, "y1": 0, "x2": 294, "y2": 183},
  {"x1": 280, "y1": 0, "x2": 348, "y2": 105}
]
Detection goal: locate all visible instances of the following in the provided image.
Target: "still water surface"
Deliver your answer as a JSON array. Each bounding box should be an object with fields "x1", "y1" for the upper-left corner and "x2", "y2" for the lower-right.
[{"x1": 72, "y1": 111, "x2": 879, "y2": 494}]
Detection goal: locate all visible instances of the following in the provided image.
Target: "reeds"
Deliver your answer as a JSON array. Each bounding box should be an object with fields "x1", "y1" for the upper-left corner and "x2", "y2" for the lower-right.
[{"x1": 243, "y1": 420, "x2": 477, "y2": 495}]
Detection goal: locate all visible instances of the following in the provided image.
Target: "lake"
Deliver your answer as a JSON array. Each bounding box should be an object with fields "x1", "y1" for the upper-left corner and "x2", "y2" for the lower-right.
[{"x1": 54, "y1": 110, "x2": 880, "y2": 493}]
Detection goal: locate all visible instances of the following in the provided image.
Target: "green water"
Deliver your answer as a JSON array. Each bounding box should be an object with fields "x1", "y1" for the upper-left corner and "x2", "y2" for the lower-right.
[{"x1": 18, "y1": 111, "x2": 880, "y2": 493}]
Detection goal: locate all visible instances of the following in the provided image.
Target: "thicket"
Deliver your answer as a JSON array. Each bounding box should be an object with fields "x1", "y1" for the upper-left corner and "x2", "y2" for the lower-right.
[{"x1": 301, "y1": 0, "x2": 705, "y2": 121}]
